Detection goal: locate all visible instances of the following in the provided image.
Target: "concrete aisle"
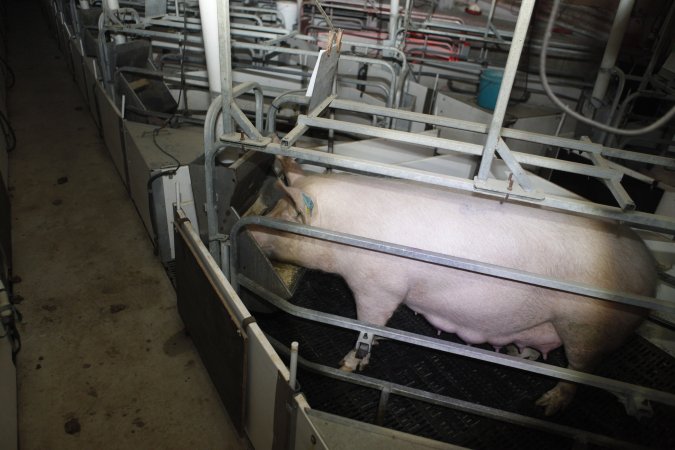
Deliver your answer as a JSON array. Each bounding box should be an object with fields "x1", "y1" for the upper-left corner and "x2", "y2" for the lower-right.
[{"x1": 7, "y1": 1, "x2": 244, "y2": 448}]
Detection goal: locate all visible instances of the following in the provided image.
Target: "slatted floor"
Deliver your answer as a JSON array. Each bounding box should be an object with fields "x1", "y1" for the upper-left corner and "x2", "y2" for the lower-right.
[{"x1": 256, "y1": 270, "x2": 675, "y2": 449}]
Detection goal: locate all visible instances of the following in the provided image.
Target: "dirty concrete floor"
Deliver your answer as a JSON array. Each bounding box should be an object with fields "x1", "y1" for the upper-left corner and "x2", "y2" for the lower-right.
[{"x1": 7, "y1": 1, "x2": 245, "y2": 448}]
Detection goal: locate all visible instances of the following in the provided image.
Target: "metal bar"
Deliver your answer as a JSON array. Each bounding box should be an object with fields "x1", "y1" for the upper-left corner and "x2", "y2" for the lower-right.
[
  {"x1": 591, "y1": 0, "x2": 635, "y2": 102},
  {"x1": 228, "y1": 102, "x2": 264, "y2": 140},
  {"x1": 300, "y1": 116, "x2": 620, "y2": 180},
  {"x1": 477, "y1": 0, "x2": 536, "y2": 181},
  {"x1": 175, "y1": 209, "x2": 252, "y2": 324},
  {"x1": 233, "y1": 216, "x2": 675, "y2": 314},
  {"x1": 148, "y1": 18, "x2": 201, "y2": 30},
  {"x1": 266, "y1": 91, "x2": 309, "y2": 134},
  {"x1": 116, "y1": 26, "x2": 204, "y2": 44},
  {"x1": 269, "y1": 338, "x2": 646, "y2": 450},
  {"x1": 280, "y1": 124, "x2": 310, "y2": 148},
  {"x1": 308, "y1": 95, "x2": 337, "y2": 118},
  {"x1": 300, "y1": 115, "x2": 483, "y2": 155},
  {"x1": 494, "y1": 138, "x2": 534, "y2": 192},
  {"x1": 328, "y1": 99, "x2": 675, "y2": 168},
  {"x1": 204, "y1": 95, "x2": 225, "y2": 260},
  {"x1": 232, "y1": 82, "x2": 264, "y2": 132},
  {"x1": 388, "y1": 0, "x2": 399, "y2": 47},
  {"x1": 265, "y1": 31, "x2": 299, "y2": 45},
  {"x1": 217, "y1": 0, "x2": 234, "y2": 134},
  {"x1": 581, "y1": 136, "x2": 635, "y2": 211},
  {"x1": 238, "y1": 274, "x2": 675, "y2": 408},
  {"x1": 254, "y1": 143, "x2": 675, "y2": 233}
]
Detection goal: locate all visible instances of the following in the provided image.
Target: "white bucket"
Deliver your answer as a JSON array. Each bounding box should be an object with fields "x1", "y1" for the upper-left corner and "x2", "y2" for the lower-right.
[{"x1": 276, "y1": 1, "x2": 298, "y2": 31}]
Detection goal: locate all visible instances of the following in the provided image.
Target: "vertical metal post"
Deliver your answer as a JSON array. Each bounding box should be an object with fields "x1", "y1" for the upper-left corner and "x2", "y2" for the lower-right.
[
  {"x1": 289, "y1": 342, "x2": 299, "y2": 390},
  {"x1": 217, "y1": 0, "x2": 235, "y2": 135},
  {"x1": 388, "y1": 0, "x2": 400, "y2": 47},
  {"x1": 591, "y1": 0, "x2": 635, "y2": 103},
  {"x1": 296, "y1": 0, "x2": 303, "y2": 32},
  {"x1": 637, "y1": 0, "x2": 675, "y2": 92},
  {"x1": 476, "y1": 0, "x2": 536, "y2": 182},
  {"x1": 480, "y1": 0, "x2": 498, "y2": 60}
]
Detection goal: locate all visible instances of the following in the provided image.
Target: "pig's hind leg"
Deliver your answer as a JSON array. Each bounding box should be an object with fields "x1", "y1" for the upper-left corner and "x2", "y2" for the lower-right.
[{"x1": 536, "y1": 315, "x2": 627, "y2": 415}]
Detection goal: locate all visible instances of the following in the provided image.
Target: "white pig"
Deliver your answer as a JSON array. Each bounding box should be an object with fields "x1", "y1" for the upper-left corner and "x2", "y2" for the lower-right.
[{"x1": 251, "y1": 157, "x2": 656, "y2": 416}]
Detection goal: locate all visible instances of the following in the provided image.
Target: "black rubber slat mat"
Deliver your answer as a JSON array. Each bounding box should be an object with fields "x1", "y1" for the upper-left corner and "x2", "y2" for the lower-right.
[{"x1": 255, "y1": 270, "x2": 675, "y2": 449}]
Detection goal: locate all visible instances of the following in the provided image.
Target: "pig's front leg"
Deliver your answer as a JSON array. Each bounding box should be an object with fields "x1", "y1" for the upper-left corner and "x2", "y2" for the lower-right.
[
  {"x1": 340, "y1": 331, "x2": 375, "y2": 372},
  {"x1": 340, "y1": 283, "x2": 404, "y2": 372}
]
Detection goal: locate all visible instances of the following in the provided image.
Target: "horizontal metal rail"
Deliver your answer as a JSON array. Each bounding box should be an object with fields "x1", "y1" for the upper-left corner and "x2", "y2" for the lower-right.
[
  {"x1": 328, "y1": 99, "x2": 675, "y2": 168},
  {"x1": 175, "y1": 210, "x2": 253, "y2": 325},
  {"x1": 268, "y1": 337, "x2": 645, "y2": 450},
  {"x1": 232, "y1": 216, "x2": 675, "y2": 314},
  {"x1": 297, "y1": 115, "x2": 621, "y2": 181},
  {"x1": 256, "y1": 143, "x2": 675, "y2": 233}
]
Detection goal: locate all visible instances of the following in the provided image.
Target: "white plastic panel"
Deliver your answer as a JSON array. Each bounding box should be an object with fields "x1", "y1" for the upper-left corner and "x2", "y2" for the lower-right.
[
  {"x1": 246, "y1": 323, "x2": 290, "y2": 450},
  {"x1": 161, "y1": 167, "x2": 199, "y2": 259}
]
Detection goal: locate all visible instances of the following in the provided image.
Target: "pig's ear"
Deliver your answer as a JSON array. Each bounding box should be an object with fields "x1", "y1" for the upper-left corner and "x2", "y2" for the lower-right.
[
  {"x1": 277, "y1": 156, "x2": 305, "y2": 186},
  {"x1": 276, "y1": 180, "x2": 315, "y2": 224}
]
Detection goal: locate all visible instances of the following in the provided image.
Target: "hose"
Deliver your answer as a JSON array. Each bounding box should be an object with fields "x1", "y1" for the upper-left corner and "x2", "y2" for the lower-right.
[{"x1": 540, "y1": 0, "x2": 675, "y2": 136}]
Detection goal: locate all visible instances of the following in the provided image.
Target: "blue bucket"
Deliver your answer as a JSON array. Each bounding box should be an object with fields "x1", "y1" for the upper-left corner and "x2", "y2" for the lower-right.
[{"x1": 477, "y1": 68, "x2": 504, "y2": 111}]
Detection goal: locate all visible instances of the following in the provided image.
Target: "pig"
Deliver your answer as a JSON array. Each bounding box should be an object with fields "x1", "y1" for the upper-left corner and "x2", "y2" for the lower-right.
[{"x1": 251, "y1": 157, "x2": 657, "y2": 416}]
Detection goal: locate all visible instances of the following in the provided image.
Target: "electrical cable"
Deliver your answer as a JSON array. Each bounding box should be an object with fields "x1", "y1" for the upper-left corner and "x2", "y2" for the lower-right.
[
  {"x1": 540, "y1": 0, "x2": 675, "y2": 136},
  {"x1": 176, "y1": 6, "x2": 189, "y2": 114},
  {"x1": 0, "y1": 110, "x2": 16, "y2": 152},
  {"x1": 0, "y1": 55, "x2": 16, "y2": 89},
  {"x1": 142, "y1": 1, "x2": 196, "y2": 254}
]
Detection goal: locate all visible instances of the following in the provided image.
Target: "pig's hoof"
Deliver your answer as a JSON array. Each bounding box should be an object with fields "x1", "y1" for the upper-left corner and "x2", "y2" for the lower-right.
[
  {"x1": 340, "y1": 350, "x2": 370, "y2": 372},
  {"x1": 505, "y1": 345, "x2": 541, "y2": 361},
  {"x1": 535, "y1": 385, "x2": 574, "y2": 416},
  {"x1": 340, "y1": 350, "x2": 360, "y2": 372}
]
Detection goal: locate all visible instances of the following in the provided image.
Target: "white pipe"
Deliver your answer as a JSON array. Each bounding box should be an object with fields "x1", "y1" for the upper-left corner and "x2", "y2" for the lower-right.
[
  {"x1": 388, "y1": 0, "x2": 400, "y2": 47},
  {"x1": 104, "y1": 0, "x2": 120, "y2": 11},
  {"x1": 277, "y1": 1, "x2": 298, "y2": 32},
  {"x1": 198, "y1": 0, "x2": 222, "y2": 94},
  {"x1": 289, "y1": 341, "x2": 299, "y2": 390},
  {"x1": 591, "y1": 0, "x2": 635, "y2": 103}
]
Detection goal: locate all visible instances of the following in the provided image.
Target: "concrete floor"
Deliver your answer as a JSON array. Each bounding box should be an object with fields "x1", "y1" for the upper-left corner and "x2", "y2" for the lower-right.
[{"x1": 8, "y1": 1, "x2": 244, "y2": 448}]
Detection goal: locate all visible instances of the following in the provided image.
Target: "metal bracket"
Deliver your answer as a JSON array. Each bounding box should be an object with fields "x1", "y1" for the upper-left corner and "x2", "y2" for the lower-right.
[
  {"x1": 354, "y1": 330, "x2": 375, "y2": 359},
  {"x1": 581, "y1": 136, "x2": 635, "y2": 211},
  {"x1": 474, "y1": 177, "x2": 545, "y2": 201},
  {"x1": 493, "y1": 137, "x2": 535, "y2": 192},
  {"x1": 220, "y1": 134, "x2": 272, "y2": 148},
  {"x1": 473, "y1": 135, "x2": 544, "y2": 201}
]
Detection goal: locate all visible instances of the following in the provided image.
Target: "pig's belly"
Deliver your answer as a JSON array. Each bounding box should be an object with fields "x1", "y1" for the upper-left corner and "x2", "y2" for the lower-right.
[
  {"x1": 404, "y1": 270, "x2": 563, "y2": 356},
  {"x1": 420, "y1": 311, "x2": 562, "y2": 356}
]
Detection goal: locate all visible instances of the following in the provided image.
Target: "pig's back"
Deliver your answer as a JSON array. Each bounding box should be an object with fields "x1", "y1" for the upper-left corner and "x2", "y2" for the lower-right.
[{"x1": 301, "y1": 173, "x2": 656, "y2": 296}]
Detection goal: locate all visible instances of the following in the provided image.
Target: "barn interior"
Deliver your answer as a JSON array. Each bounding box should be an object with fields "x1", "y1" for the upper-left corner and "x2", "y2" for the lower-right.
[{"x1": 2, "y1": 0, "x2": 675, "y2": 448}]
